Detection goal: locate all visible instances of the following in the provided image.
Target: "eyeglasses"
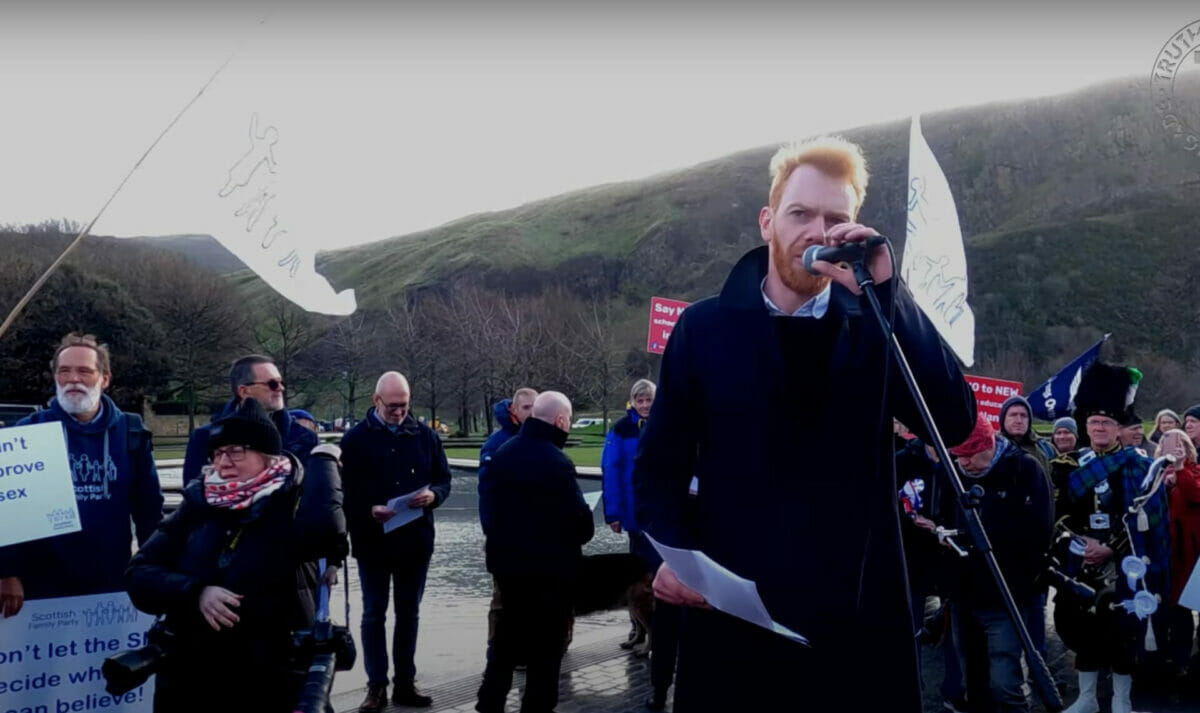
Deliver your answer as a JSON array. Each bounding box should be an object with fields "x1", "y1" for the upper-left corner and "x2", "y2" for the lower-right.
[
  {"x1": 244, "y1": 379, "x2": 285, "y2": 392},
  {"x1": 380, "y1": 402, "x2": 409, "y2": 412},
  {"x1": 212, "y1": 445, "x2": 248, "y2": 462}
]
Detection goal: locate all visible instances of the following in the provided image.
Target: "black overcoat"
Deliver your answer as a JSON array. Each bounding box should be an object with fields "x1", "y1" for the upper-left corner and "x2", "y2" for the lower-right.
[
  {"x1": 634, "y1": 246, "x2": 975, "y2": 711},
  {"x1": 125, "y1": 450, "x2": 347, "y2": 712}
]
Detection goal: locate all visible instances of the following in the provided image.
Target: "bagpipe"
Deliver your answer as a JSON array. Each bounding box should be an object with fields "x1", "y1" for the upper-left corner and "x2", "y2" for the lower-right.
[{"x1": 1043, "y1": 455, "x2": 1175, "y2": 653}]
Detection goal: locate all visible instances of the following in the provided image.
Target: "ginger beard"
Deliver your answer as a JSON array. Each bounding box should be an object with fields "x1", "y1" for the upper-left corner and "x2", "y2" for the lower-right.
[{"x1": 768, "y1": 224, "x2": 831, "y2": 296}]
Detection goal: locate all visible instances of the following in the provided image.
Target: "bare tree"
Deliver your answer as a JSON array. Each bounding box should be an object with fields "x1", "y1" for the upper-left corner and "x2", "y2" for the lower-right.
[
  {"x1": 141, "y1": 257, "x2": 248, "y2": 431},
  {"x1": 555, "y1": 293, "x2": 625, "y2": 428},
  {"x1": 422, "y1": 287, "x2": 493, "y2": 434},
  {"x1": 311, "y1": 311, "x2": 377, "y2": 421},
  {"x1": 251, "y1": 294, "x2": 324, "y2": 402},
  {"x1": 383, "y1": 293, "x2": 446, "y2": 423}
]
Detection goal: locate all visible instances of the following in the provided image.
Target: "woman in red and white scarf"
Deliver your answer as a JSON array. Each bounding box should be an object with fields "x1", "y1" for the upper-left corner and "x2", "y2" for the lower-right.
[{"x1": 126, "y1": 399, "x2": 347, "y2": 713}]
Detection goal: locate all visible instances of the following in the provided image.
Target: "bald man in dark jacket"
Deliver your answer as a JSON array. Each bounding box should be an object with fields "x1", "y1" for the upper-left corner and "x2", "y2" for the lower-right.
[{"x1": 476, "y1": 392, "x2": 594, "y2": 713}]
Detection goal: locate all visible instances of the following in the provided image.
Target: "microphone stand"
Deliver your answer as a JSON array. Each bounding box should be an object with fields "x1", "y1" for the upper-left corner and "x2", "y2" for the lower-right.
[{"x1": 849, "y1": 259, "x2": 1064, "y2": 711}]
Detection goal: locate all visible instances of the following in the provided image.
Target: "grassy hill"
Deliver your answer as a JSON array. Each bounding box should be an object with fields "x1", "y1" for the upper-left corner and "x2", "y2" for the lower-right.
[
  {"x1": 221, "y1": 75, "x2": 1200, "y2": 408},
  {"x1": 122, "y1": 234, "x2": 248, "y2": 274}
]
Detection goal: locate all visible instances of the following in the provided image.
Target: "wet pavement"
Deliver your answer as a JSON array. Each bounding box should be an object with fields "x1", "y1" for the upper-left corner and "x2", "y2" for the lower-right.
[{"x1": 324, "y1": 471, "x2": 633, "y2": 708}]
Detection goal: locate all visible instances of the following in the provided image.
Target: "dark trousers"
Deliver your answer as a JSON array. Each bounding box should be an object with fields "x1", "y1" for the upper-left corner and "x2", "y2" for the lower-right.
[
  {"x1": 941, "y1": 601, "x2": 967, "y2": 702},
  {"x1": 650, "y1": 599, "x2": 682, "y2": 693},
  {"x1": 1055, "y1": 596, "x2": 1140, "y2": 675},
  {"x1": 673, "y1": 608, "x2": 890, "y2": 711},
  {"x1": 1026, "y1": 592, "x2": 1047, "y2": 658},
  {"x1": 358, "y1": 553, "x2": 431, "y2": 688},
  {"x1": 1164, "y1": 604, "x2": 1198, "y2": 665},
  {"x1": 953, "y1": 604, "x2": 1034, "y2": 713},
  {"x1": 477, "y1": 575, "x2": 573, "y2": 713}
]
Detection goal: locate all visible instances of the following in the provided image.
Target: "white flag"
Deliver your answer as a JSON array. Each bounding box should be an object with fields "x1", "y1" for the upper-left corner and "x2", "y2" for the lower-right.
[
  {"x1": 901, "y1": 115, "x2": 974, "y2": 366},
  {"x1": 95, "y1": 23, "x2": 356, "y2": 316}
]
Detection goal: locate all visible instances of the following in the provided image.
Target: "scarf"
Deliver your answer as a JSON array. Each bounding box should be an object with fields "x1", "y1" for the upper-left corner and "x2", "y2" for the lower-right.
[{"x1": 204, "y1": 456, "x2": 292, "y2": 510}]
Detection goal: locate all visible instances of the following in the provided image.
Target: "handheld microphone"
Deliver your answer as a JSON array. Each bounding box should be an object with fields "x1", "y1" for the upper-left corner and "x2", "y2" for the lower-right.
[{"x1": 802, "y1": 235, "x2": 888, "y2": 275}]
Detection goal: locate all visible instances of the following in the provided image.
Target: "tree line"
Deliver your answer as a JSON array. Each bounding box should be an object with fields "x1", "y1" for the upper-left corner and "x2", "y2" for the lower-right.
[
  {"x1": 0, "y1": 225, "x2": 656, "y2": 434},
  {"x1": 7, "y1": 221, "x2": 1191, "y2": 436}
]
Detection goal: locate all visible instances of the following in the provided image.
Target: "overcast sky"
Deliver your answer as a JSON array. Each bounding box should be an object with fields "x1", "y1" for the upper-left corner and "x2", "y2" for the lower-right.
[{"x1": 1, "y1": 1, "x2": 1195, "y2": 249}]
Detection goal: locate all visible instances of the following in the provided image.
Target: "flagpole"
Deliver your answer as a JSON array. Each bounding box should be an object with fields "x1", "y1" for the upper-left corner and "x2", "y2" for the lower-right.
[{"x1": 0, "y1": 12, "x2": 270, "y2": 342}]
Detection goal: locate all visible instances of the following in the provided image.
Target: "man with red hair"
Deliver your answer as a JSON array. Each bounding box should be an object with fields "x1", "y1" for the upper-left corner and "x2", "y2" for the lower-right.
[{"x1": 634, "y1": 137, "x2": 976, "y2": 711}]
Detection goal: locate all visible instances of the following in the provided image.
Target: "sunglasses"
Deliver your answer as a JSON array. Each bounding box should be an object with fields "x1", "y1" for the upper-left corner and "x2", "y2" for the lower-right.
[{"x1": 244, "y1": 379, "x2": 285, "y2": 392}]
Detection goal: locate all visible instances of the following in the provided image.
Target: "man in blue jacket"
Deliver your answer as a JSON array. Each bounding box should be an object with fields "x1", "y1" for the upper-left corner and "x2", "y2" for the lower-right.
[
  {"x1": 478, "y1": 387, "x2": 538, "y2": 500},
  {"x1": 0, "y1": 333, "x2": 163, "y2": 613},
  {"x1": 478, "y1": 387, "x2": 537, "y2": 645},
  {"x1": 182, "y1": 354, "x2": 317, "y2": 485},
  {"x1": 342, "y1": 371, "x2": 452, "y2": 712}
]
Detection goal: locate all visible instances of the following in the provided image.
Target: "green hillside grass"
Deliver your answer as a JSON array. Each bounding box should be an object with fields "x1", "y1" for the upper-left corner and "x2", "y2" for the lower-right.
[{"x1": 219, "y1": 75, "x2": 1200, "y2": 408}]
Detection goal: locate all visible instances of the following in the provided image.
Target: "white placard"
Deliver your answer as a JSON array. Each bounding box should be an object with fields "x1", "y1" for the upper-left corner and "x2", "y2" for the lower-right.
[
  {"x1": 0, "y1": 592, "x2": 156, "y2": 712},
  {"x1": 0, "y1": 422, "x2": 81, "y2": 548},
  {"x1": 1180, "y1": 558, "x2": 1200, "y2": 611}
]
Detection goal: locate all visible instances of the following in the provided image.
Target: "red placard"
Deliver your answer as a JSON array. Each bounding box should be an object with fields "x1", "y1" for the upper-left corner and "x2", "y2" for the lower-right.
[
  {"x1": 646, "y1": 297, "x2": 690, "y2": 354},
  {"x1": 964, "y1": 374, "x2": 1023, "y2": 429}
]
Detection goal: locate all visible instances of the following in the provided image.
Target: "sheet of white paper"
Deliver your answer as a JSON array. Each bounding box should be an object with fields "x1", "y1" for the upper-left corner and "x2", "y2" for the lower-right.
[
  {"x1": 1180, "y1": 558, "x2": 1200, "y2": 610},
  {"x1": 645, "y1": 533, "x2": 808, "y2": 646},
  {"x1": 382, "y1": 487, "x2": 429, "y2": 534},
  {"x1": 583, "y1": 490, "x2": 603, "y2": 511}
]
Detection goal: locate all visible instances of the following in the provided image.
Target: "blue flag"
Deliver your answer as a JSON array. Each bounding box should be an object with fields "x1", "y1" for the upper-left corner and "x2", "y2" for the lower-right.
[{"x1": 1027, "y1": 335, "x2": 1110, "y2": 420}]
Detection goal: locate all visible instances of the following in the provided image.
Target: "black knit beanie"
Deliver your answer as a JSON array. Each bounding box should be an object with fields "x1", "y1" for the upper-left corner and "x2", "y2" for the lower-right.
[{"x1": 208, "y1": 399, "x2": 283, "y2": 456}]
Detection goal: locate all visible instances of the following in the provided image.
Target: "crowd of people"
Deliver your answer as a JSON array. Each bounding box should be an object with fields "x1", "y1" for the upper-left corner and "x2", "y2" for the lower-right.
[
  {"x1": 1, "y1": 134, "x2": 1198, "y2": 713},
  {"x1": 0, "y1": 332, "x2": 609, "y2": 713},
  {"x1": 897, "y1": 372, "x2": 1200, "y2": 713}
]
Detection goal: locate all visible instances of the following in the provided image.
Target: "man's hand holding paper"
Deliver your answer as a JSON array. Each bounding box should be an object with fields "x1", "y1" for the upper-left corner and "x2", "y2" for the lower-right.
[
  {"x1": 653, "y1": 563, "x2": 709, "y2": 609},
  {"x1": 382, "y1": 487, "x2": 432, "y2": 533},
  {"x1": 646, "y1": 534, "x2": 808, "y2": 646}
]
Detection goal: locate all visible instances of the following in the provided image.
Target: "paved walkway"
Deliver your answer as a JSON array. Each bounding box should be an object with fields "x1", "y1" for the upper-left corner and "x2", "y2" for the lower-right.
[
  {"x1": 332, "y1": 627, "x2": 667, "y2": 713},
  {"x1": 329, "y1": 604, "x2": 1200, "y2": 713}
]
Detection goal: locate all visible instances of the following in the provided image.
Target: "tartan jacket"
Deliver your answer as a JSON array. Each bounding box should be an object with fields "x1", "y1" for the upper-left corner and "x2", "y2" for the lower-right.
[{"x1": 1066, "y1": 445, "x2": 1170, "y2": 597}]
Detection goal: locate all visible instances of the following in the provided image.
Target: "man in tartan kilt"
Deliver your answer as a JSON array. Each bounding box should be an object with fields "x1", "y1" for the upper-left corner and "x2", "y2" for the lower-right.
[{"x1": 1054, "y1": 362, "x2": 1169, "y2": 713}]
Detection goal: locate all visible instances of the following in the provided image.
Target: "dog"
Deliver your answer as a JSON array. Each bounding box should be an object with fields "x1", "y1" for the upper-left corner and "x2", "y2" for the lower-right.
[{"x1": 573, "y1": 553, "x2": 655, "y2": 657}]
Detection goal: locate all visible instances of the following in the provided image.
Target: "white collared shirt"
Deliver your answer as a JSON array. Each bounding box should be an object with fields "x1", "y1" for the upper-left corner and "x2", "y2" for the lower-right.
[{"x1": 761, "y1": 278, "x2": 831, "y2": 318}]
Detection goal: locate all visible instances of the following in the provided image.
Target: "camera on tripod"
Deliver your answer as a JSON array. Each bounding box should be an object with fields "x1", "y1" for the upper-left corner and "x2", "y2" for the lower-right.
[
  {"x1": 291, "y1": 619, "x2": 357, "y2": 713},
  {"x1": 101, "y1": 619, "x2": 175, "y2": 697},
  {"x1": 291, "y1": 619, "x2": 357, "y2": 673},
  {"x1": 291, "y1": 558, "x2": 357, "y2": 713}
]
